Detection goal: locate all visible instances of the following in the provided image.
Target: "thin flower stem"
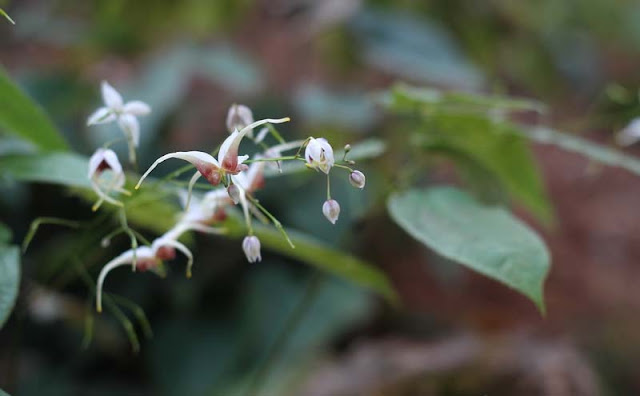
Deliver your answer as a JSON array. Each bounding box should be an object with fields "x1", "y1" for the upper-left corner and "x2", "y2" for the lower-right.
[
  {"x1": 326, "y1": 173, "x2": 331, "y2": 200},
  {"x1": 74, "y1": 259, "x2": 141, "y2": 353},
  {"x1": 333, "y1": 163, "x2": 355, "y2": 173},
  {"x1": 294, "y1": 137, "x2": 312, "y2": 159},
  {"x1": 22, "y1": 217, "x2": 81, "y2": 253},
  {"x1": 246, "y1": 194, "x2": 294, "y2": 248},
  {"x1": 243, "y1": 156, "x2": 298, "y2": 164},
  {"x1": 108, "y1": 294, "x2": 153, "y2": 339},
  {"x1": 266, "y1": 124, "x2": 287, "y2": 145},
  {"x1": 119, "y1": 209, "x2": 138, "y2": 271},
  {"x1": 245, "y1": 271, "x2": 324, "y2": 396}
]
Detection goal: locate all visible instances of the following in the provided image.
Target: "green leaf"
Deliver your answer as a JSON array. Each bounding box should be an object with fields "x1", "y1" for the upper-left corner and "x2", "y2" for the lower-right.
[
  {"x1": 0, "y1": 245, "x2": 20, "y2": 328},
  {"x1": 226, "y1": 218, "x2": 397, "y2": 303},
  {"x1": 0, "y1": 152, "x2": 89, "y2": 188},
  {"x1": 0, "y1": 223, "x2": 11, "y2": 244},
  {"x1": 522, "y1": 126, "x2": 640, "y2": 176},
  {"x1": 418, "y1": 114, "x2": 552, "y2": 224},
  {"x1": 0, "y1": 66, "x2": 67, "y2": 150},
  {"x1": 388, "y1": 187, "x2": 549, "y2": 312},
  {"x1": 386, "y1": 83, "x2": 546, "y2": 114}
]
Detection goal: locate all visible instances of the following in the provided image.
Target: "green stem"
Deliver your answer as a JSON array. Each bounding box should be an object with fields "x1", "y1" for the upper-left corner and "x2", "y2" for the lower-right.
[{"x1": 247, "y1": 194, "x2": 294, "y2": 248}]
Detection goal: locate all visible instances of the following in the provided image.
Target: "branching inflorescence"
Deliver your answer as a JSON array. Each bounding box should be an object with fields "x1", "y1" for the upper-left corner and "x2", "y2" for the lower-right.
[{"x1": 86, "y1": 82, "x2": 367, "y2": 313}]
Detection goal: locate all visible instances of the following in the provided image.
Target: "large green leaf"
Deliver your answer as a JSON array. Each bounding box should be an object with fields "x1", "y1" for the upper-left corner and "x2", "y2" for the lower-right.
[
  {"x1": 388, "y1": 187, "x2": 549, "y2": 312},
  {"x1": 0, "y1": 152, "x2": 89, "y2": 188},
  {"x1": 386, "y1": 85, "x2": 551, "y2": 223},
  {"x1": 0, "y1": 245, "x2": 20, "y2": 327},
  {"x1": 0, "y1": 66, "x2": 68, "y2": 151},
  {"x1": 423, "y1": 114, "x2": 552, "y2": 223}
]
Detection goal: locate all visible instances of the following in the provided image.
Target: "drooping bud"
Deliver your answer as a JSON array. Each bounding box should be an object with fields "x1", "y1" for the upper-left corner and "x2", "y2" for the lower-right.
[
  {"x1": 322, "y1": 199, "x2": 340, "y2": 224},
  {"x1": 227, "y1": 184, "x2": 241, "y2": 205},
  {"x1": 242, "y1": 236, "x2": 262, "y2": 263},
  {"x1": 226, "y1": 104, "x2": 254, "y2": 134},
  {"x1": 349, "y1": 170, "x2": 366, "y2": 189}
]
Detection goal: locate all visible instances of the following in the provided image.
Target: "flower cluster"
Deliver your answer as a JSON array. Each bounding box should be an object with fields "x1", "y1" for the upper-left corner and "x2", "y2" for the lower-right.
[{"x1": 86, "y1": 83, "x2": 366, "y2": 312}]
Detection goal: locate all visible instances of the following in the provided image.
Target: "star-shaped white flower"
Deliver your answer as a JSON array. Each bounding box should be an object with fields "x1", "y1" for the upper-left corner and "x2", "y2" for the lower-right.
[{"x1": 87, "y1": 81, "x2": 151, "y2": 161}]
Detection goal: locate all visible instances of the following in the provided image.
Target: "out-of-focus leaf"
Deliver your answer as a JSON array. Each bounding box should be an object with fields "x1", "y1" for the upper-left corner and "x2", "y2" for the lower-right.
[
  {"x1": 349, "y1": 10, "x2": 484, "y2": 90},
  {"x1": 388, "y1": 187, "x2": 549, "y2": 312},
  {"x1": 0, "y1": 386, "x2": 11, "y2": 396},
  {"x1": 523, "y1": 126, "x2": 640, "y2": 176},
  {"x1": 386, "y1": 83, "x2": 546, "y2": 114},
  {"x1": 269, "y1": 138, "x2": 386, "y2": 177},
  {"x1": 0, "y1": 66, "x2": 68, "y2": 151},
  {"x1": 0, "y1": 152, "x2": 89, "y2": 188},
  {"x1": 0, "y1": 245, "x2": 20, "y2": 327},
  {"x1": 419, "y1": 114, "x2": 552, "y2": 223},
  {"x1": 293, "y1": 84, "x2": 379, "y2": 130},
  {"x1": 0, "y1": 223, "x2": 11, "y2": 244},
  {"x1": 386, "y1": 84, "x2": 551, "y2": 223},
  {"x1": 225, "y1": 217, "x2": 397, "y2": 303}
]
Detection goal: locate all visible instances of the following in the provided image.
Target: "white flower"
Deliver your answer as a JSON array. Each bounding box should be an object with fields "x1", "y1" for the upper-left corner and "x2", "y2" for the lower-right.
[
  {"x1": 322, "y1": 199, "x2": 340, "y2": 224},
  {"x1": 305, "y1": 137, "x2": 334, "y2": 174},
  {"x1": 617, "y1": 117, "x2": 640, "y2": 146},
  {"x1": 135, "y1": 118, "x2": 290, "y2": 205},
  {"x1": 87, "y1": 81, "x2": 151, "y2": 149},
  {"x1": 242, "y1": 235, "x2": 262, "y2": 263},
  {"x1": 96, "y1": 246, "x2": 158, "y2": 312},
  {"x1": 226, "y1": 104, "x2": 254, "y2": 137},
  {"x1": 88, "y1": 148, "x2": 127, "y2": 210},
  {"x1": 349, "y1": 170, "x2": 366, "y2": 189}
]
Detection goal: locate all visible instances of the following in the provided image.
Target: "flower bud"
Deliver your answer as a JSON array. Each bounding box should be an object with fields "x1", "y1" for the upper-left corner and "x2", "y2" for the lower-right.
[
  {"x1": 349, "y1": 170, "x2": 366, "y2": 189},
  {"x1": 305, "y1": 137, "x2": 335, "y2": 174},
  {"x1": 227, "y1": 184, "x2": 241, "y2": 205},
  {"x1": 322, "y1": 199, "x2": 340, "y2": 224},
  {"x1": 226, "y1": 104, "x2": 254, "y2": 134},
  {"x1": 242, "y1": 236, "x2": 262, "y2": 263}
]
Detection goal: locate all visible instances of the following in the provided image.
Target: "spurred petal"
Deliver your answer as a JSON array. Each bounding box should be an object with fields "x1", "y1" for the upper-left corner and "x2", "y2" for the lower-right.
[
  {"x1": 87, "y1": 107, "x2": 116, "y2": 126},
  {"x1": 152, "y1": 238, "x2": 194, "y2": 278},
  {"x1": 136, "y1": 151, "x2": 220, "y2": 189},
  {"x1": 219, "y1": 117, "x2": 290, "y2": 172},
  {"x1": 101, "y1": 81, "x2": 123, "y2": 110},
  {"x1": 96, "y1": 247, "x2": 155, "y2": 312},
  {"x1": 124, "y1": 100, "x2": 151, "y2": 116},
  {"x1": 118, "y1": 114, "x2": 140, "y2": 147}
]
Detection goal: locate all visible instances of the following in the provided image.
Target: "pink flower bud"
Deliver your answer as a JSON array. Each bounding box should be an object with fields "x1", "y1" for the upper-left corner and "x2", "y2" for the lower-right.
[
  {"x1": 322, "y1": 199, "x2": 340, "y2": 224},
  {"x1": 349, "y1": 170, "x2": 366, "y2": 189},
  {"x1": 227, "y1": 184, "x2": 241, "y2": 205},
  {"x1": 242, "y1": 236, "x2": 262, "y2": 263}
]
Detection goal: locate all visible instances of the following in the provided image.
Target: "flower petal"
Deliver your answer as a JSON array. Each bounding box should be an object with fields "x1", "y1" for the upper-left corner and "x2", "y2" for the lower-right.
[
  {"x1": 135, "y1": 151, "x2": 219, "y2": 189},
  {"x1": 124, "y1": 100, "x2": 151, "y2": 116},
  {"x1": 96, "y1": 247, "x2": 154, "y2": 312},
  {"x1": 118, "y1": 114, "x2": 140, "y2": 147},
  {"x1": 101, "y1": 81, "x2": 123, "y2": 110},
  {"x1": 87, "y1": 107, "x2": 116, "y2": 125}
]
